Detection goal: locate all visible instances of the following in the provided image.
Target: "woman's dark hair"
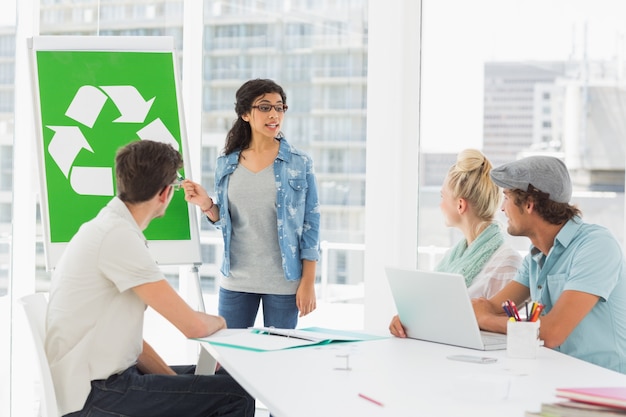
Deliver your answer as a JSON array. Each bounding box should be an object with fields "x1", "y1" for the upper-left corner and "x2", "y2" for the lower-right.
[
  {"x1": 115, "y1": 140, "x2": 183, "y2": 203},
  {"x1": 509, "y1": 185, "x2": 581, "y2": 225},
  {"x1": 223, "y1": 78, "x2": 287, "y2": 155}
]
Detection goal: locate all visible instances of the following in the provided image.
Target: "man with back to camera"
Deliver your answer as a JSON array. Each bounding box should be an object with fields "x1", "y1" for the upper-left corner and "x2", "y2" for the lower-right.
[
  {"x1": 472, "y1": 155, "x2": 626, "y2": 373},
  {"x1": 45, "y1": 139, "x2": 255, "y2": 416}
]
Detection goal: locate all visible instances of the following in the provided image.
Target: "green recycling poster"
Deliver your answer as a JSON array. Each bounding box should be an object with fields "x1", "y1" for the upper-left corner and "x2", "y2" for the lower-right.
[{"x1": 30, "y1": 36, "x2": 201, "y2": 269}]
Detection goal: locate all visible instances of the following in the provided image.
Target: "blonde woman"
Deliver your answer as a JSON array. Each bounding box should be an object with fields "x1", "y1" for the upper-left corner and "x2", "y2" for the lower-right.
[{"x1": 390, "y1": 149, "x2": 521, "y2": 337}]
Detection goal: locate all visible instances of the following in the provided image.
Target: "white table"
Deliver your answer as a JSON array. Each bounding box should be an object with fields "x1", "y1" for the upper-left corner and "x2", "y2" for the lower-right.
[{"x1": 199, "y1": 335, "x2": 626, "y2": 417}]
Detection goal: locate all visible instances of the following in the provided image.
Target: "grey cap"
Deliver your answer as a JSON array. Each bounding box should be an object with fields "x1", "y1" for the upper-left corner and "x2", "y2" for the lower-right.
[{"x1": 490, "y1": 156, "x2": 572, "y2": 203}]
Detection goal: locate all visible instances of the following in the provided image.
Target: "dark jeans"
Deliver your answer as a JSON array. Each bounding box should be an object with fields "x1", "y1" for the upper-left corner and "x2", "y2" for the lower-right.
[
  {"x1": 64, "y1": 365, "x2": 254, "y2": 417},
  {"x1": 218, "y1": 287, "x2": 299, "y2": 329}
]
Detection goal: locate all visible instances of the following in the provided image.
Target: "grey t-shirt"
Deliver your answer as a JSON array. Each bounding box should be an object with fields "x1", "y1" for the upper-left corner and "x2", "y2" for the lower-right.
[{"x1": 222, "y1": 164, "x2": 299, "y2": 295}]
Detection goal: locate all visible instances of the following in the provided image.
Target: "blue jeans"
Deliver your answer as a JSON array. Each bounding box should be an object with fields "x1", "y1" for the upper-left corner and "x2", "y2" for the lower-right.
[
  {"x1": 64, "y1": 365, "x2": 254, "y2": 417},
  {"x1": 219, "y1": 287, "x2": 298, "y2": 329}
]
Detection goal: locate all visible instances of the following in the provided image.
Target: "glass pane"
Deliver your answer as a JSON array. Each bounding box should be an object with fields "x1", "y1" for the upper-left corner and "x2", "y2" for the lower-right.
[
  {"x1": 0, "y1": 4, "x2": 15, "y2": 297},
  {"x1": 419, "y1": 0, "x2": 626, "y2": 268}
]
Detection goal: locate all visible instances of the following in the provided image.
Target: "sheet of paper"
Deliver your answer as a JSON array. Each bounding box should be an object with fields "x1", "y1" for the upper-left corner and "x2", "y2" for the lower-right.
[
  {"x1": 196, "y1": 329, "x2": 320, "y2": 351},
  {"x1": 195, "y1": 327, "x2": 388, "y2": 352},
  {"x1": 250, "y1": 327, "x2": 375, "y2": 342}
]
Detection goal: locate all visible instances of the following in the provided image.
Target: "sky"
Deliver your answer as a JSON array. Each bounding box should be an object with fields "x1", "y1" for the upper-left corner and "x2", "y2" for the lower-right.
[{"x1": 420, "y1": 0, "x2": 626, "y2": 151}]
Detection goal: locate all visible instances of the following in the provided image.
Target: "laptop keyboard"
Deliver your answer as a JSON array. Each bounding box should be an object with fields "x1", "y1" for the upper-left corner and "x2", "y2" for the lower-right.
[{"x1": 481, "y1": 331, "x2": 507, "y2": 346}]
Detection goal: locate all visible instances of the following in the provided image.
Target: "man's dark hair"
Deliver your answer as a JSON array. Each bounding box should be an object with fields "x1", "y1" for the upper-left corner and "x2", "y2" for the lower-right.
[
  {"x1": 115, "y1": 140, "x2": 183, "y2": 203},
  {"x1": 509, "y1": 184, "x2": 581, "y2": 225}
]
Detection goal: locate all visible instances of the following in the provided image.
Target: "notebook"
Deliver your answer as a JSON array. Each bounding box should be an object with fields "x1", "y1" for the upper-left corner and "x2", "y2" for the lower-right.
[
  {"x1": 385, "y1": 266, "x2": 507, "y2": 350},
  {"x1": 555, "y1": 386, "x2": 626, "y2": 410}
]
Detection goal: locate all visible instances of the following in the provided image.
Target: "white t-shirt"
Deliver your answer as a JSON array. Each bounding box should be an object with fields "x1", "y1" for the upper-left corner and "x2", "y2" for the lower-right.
[
  {"x1": 45, "y1": 197, "x2": 164, "y2": 415},
  {"x1": 466, "y1": 243, "x2": 522, "y2": 299}
]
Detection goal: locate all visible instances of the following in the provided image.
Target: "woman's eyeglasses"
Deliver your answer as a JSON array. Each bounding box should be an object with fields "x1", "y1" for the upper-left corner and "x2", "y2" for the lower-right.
[{"x1": 251, "y1": 104, "x2": 288, "y2": 113}]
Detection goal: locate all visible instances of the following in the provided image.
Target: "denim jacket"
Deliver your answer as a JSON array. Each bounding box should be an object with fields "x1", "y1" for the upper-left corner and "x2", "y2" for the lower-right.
[{"x1": 211, "y1": 138, "x2": 320, "y2": 281}]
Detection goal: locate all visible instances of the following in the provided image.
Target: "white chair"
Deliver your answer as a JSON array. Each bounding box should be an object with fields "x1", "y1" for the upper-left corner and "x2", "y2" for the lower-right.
[{"x1": 20, "y1": 293, "x2": 59, "y2": 417}]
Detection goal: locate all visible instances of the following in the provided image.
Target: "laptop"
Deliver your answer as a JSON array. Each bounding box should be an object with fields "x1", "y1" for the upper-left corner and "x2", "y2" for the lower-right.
[{"x1": 385, "y1": 266, "x2": 507, "y2": 350}]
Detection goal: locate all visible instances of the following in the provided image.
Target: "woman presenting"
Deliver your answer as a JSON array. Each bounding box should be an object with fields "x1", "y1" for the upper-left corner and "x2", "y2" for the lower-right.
[{"x1": 183, "y1": 78, "x2": 320, "y2": 329}]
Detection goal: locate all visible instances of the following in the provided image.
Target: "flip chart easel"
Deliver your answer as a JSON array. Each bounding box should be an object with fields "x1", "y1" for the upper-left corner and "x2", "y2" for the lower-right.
[
  {"x1": 30, "y1": 34, "x2": 209, "y2": 366},
  {"x1": 29, "y1": 35, "x2": 206, "y2": 305}
]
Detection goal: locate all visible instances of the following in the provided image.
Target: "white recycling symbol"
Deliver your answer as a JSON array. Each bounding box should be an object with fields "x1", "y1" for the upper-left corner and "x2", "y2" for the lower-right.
[{"x1": 47, "y1": 85, "x2": 180, "y2": 196}]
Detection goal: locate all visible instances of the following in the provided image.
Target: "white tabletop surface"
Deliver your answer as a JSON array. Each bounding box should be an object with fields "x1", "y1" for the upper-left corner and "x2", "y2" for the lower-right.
[{"x1": 199, "y1": 333, "x2": 626, "y2": 417}]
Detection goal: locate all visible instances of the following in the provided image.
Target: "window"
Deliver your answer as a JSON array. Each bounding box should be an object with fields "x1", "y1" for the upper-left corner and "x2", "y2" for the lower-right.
[
  {"x1": 419, "y1": 0, "x2": 626, "y2": 261},
  {"x1": 0, "y1": 202, "x2": 10, "y2": 223},
  {"x1": 201, "y1": 243, "x2": 216, "y2": 264}
]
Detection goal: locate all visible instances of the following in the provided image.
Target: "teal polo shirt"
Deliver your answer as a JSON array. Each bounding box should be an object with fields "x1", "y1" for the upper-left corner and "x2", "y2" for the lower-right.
[{"x1": 515, "y1": 216, "x2": 626, "y2": 373}]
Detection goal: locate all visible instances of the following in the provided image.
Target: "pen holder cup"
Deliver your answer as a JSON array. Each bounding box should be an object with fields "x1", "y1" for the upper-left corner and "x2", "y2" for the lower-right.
[{"x1": 506, "y1": 320, "x2": 542, "y2": 359}]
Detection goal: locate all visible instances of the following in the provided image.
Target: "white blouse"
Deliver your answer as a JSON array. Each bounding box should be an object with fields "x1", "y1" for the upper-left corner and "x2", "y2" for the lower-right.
[{"x1": 466, "y1": 242, "x2": 523, "y2": 299}]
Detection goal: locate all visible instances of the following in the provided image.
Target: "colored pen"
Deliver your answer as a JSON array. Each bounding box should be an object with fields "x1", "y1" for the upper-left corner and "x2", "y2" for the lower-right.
[
  {"x1": 358, "y1": 393, "x2": 384, "y2": 407},
  {"x1": 502, "y1": 301, "x2": 513, "y2": 319},
  {"x1": 503, "y1": 300, "x2": 521, "y2": 321},
  {"x1": 528, "y1": 302, "x2": 536, "y2": 320},
  {"x1": 529, "y1": 303, "x2": 544, "y2": 322},
  {"x1": 509, "y1": 300, "x2": 521, "y2": 321},
  {"x1": 528, "y1": 301, "x2": 539, "y2": 321}
]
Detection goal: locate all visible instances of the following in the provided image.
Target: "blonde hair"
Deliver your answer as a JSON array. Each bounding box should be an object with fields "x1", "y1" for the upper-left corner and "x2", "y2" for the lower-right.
[{"x1": 446, "y1": 149, "x2": 500, "y2": 224}]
